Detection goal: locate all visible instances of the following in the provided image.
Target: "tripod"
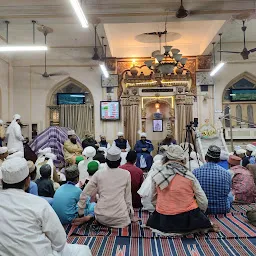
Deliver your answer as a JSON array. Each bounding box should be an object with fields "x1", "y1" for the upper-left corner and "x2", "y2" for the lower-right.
[{"x1": 182, "y1": 122, "x2": 201, "y2": 171}]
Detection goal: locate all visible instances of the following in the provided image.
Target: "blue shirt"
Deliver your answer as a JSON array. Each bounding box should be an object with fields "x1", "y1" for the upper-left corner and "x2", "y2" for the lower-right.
[
  {"x1": 28, "y1": 181, "x2": 38, "y2": 196},
  {"x1": 218, "y1": 160, "x2": 229, "y2": 170},
  {"x1": 193, "y1": 162, "x2": 232, "y2": 215}
]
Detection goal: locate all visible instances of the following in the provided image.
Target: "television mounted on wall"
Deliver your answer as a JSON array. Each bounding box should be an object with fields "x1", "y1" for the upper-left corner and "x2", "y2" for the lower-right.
[
  {"x1": 100, "y1": 101, "x2": 120, "y2": 121},
  {"x1": 57, "y1": 93, "x2": 86, "y2": 105}
]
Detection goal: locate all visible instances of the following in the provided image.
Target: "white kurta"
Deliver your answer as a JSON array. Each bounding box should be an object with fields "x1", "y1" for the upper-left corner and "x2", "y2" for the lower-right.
[
  {"x1": 78, "y1": 158, "x2": 93, "y2": 183},
  {"x1": 0, "y1": 189, "x2": 91, "y2": 256},
  {"x1": 112, "y1": 140, "x2": 131, "y2": 165},
  {"x1": 6, "y1": 121, "x2": 24, "y2": 155},
  {"x1": 78, "y1": 166, "x2": 134, "y2": 228}
]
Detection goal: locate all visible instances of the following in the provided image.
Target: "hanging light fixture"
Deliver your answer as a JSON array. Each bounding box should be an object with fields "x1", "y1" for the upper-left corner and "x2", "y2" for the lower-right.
[
  {"x1": 145, "y1": 45, "x2": 187, "y2": 75},
  {"x1": 70, "y1": 0, "x2": 89, "y2": 28},
  {"x1": 0, "y1": 21, "x2": 48, "y2": 52},
  {"x1": 210, "y1": 33, "x2": 226, "y2": 77}
]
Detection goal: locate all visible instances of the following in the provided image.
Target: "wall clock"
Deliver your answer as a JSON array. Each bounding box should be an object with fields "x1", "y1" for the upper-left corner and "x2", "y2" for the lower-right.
[
  {"x1": 101, "y1": 74, "x2": 119, "y2": 88},
  {"x1": 196, "y1": 72, "x2": 214, "y2": 86}
]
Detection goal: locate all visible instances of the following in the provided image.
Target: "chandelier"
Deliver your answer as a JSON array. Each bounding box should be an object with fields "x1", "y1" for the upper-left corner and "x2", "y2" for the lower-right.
[{"x1": 144, "y1": 46, "x2": 187, "y2": 75}]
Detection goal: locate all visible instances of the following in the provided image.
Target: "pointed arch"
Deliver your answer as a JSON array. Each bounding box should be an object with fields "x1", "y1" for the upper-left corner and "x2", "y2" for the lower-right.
[
  {"x1": 46, "y1": 77, "x2": 94, "y2": 107},
  {"x1": 222, "y1": 72, "x2": 256, "y2": 102},
  {"x1": 45, "y1": 77, "x2": 94, "y2": 127}
]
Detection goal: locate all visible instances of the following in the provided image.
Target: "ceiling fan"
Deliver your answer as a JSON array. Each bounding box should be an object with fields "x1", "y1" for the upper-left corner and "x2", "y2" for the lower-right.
[
  {"x1": 176, "y1": 0, "x2": 189, "y2": 18},
  {"x1": 36, "y1": 25, "x2": 69, "y2": 78},
  {"x1": 219, "y1": 21, "x2": 256, "y2": 60}
]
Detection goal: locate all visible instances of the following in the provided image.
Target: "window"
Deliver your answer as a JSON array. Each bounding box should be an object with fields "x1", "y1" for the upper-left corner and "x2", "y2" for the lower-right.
[
  {"x1": 247, "y1": 105, "x2": 254, "y2": 128},
  {"x1": 236, "y1": 105, "x2": 242, "y2": 127}
]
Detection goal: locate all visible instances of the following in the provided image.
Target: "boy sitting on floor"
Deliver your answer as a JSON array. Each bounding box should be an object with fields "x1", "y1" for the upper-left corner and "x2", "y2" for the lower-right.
[
  {"x1": 35, "y1": 164, "x2": 55, "y2": 198},
  {"x1": 52, "y1": 165, "x2": 95, "y2": 225}
]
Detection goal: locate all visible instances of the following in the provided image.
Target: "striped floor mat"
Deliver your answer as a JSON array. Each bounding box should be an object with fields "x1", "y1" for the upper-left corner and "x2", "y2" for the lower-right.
[
  {"x1": 64, "y1": 204, "x2": 256, "y2": 239},
  {"x1": 67, "y1": 236, "x2": 256, "y2": 256}
]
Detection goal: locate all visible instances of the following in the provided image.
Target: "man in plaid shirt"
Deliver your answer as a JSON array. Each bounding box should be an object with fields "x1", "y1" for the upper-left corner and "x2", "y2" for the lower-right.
[{"x1": 193, "y1": 145, "x2": 232, "y2": 215}]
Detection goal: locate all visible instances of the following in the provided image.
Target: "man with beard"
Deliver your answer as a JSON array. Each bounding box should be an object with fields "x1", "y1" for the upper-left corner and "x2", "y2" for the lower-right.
[
  {"x1": 134, "y1": 133, "x2": 154, "y2": 171},
  {"x1": 82, "y1": 133, "x2": 99, "y2": 150},
  {"x1": 112, "y1": 132, "x2": 131, "y2": 165},
  {"x1": 159, "y1": 133, "x2": 177, "y2": 147},
  {"x1": 98, "y1": 135, "x2": 110, "y2": 150},
  {"x1": 6, "y1": 114, "x2": 24, "y2": 156},
  {"x1": 64, "y1": 130, "x2": 83, "y2": 165}
]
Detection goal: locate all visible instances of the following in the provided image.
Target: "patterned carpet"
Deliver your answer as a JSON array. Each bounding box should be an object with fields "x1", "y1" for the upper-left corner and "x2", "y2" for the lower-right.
[
  {"x1": 66, "y1": 204, "x2": 256, "y2": 255},
  {"x1": 67, "y1": 236, "x2": 256, "y2": 256},
  {"x1": 64, "y1": 204, "x2": 256, "y2": 239}
]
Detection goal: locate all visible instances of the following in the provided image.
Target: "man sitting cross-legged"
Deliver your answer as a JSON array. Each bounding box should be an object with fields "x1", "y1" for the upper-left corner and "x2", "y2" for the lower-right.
[
  {"x1": 193, "y1": 145, "x2": 232, "y2": 215},
  {"x1": 0, "y1": 157, "x2": 91, "y2": 256},
  {"x1": 52, "y1": 165, "x2": 95, "y2": 225}
]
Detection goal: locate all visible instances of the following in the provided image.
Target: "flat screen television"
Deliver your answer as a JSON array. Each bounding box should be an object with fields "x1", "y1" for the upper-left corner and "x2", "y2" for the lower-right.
[
  {"x1": 100, "y1": 101, "x2": 120, "y2": 121},
  {"x1": 230, "y1": 89, "x2": 256, "y2": 102},
  {"x1": 57, "y1": 93, "x2": 86, "y2": 105}
]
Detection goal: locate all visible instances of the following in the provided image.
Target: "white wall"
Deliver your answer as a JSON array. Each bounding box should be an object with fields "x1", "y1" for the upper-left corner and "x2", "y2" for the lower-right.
[
  {"x1": 11, "y1": 64, "x2": 122, "y2": 142},
  {"x1": 0, "y1": 57, "x2": 12, "y2": 122}
]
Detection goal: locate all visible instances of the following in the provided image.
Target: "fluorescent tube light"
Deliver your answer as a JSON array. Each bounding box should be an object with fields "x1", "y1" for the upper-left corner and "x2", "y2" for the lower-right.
[
  {"x1": 70, "y1": 0, "x2": 89, "y2": 28},
  {"x1": 100, "y1": 63, "x2": 109, "y2": 78},
  {"x1": 0, "y1": 46, "x2": 48, "y2": 52},
  {"x1": 210, "y1": 62, "x2": 225, "y2": 77}
]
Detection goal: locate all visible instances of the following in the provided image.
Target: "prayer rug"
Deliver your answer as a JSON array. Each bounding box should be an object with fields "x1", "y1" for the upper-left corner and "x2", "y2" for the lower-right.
[
  {"x1": 67, "y1": 236, "x2": 256, "y2": 256},
  {"x1": 64, "y1": 205, "x2": 256, "y2": 239}
]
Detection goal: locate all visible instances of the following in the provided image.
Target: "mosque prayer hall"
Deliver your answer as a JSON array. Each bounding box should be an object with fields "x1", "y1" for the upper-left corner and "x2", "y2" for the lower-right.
[{"x1": 1, "y1": 1, "x2": 256, "y2": 256}]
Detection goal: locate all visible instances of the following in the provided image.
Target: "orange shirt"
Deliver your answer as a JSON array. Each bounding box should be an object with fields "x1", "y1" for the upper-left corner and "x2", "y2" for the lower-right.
[{"x1": 156, "y1": 174, "x2": 198, "y2": 215}]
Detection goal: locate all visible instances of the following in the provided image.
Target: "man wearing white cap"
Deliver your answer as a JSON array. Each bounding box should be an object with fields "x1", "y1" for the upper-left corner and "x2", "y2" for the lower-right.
[
  {"x1": 242, "y1": 144, "x2": 256, "y2": 167},
  {"x1": 0, "y1": 147, "x2": 8, "y2": 166},
  {"x1": 78, "y1": 145, "x2": 134, "y2": 228},
  {"x1": 63, "y1": 130, "x2": 83, "y2": 165},
  {"x1": 0, "y1": 157, "x2": 91, "y2": 256},
  {"x1": 134, "y1": 132, "x2": 154, "y2": 171},
  {"x1": 6, "y1": 114, "x2": 24, "y2": 156},
  {"x1": 0, "y1": 119, "x2": 5, "y2": 147},
  {"x1": 112, "y1": 132, "x2": 131, "y2": 165},
  {"x1": 78, "y1": 146, "x2": 96, "y2": 184}
]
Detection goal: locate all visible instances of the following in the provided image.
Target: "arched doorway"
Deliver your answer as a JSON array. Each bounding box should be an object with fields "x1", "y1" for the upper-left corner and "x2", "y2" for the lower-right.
[
  {"x1": 46, "y1": 77, "x2": 94, "y2": 138},
  {"x1": 222, "y1": 72, "x2": 256, "y2": 129}
]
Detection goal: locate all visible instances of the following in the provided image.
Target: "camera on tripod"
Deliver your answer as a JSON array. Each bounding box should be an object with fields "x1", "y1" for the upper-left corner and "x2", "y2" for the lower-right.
[{"x1": 186, "y1": 118, "x2": 199, "y2": 129}]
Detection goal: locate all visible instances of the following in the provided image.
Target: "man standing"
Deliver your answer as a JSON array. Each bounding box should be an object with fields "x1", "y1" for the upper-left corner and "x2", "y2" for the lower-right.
[
  {"x1": 6, "y1": 114, "x2": 24, "y2": 155},
  {"x1": 193, "y1": 145, "x2": 232, "y2": 214},
  {"x1": 63, "y1": 130, "x2": 83, "y2": 165},
  {"x1": 120, "y1": 151, "x2": 144, "y2": 208},
  {"x1": 0, "y1": 157, "x2": 91, "y2": 256},
  {"x1": 134, "y1": 133, "x2": 154, "y2": 171},
  {"x1": 0, "y1": 119, "x2": 5, "y2": 146},
  {"x1": 112, "y1": 132, "x2": 131, "y2": 165}
]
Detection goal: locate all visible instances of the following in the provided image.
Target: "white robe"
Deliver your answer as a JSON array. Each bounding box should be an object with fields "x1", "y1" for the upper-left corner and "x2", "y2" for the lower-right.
[
  {"x1": 78, "y1": 157, "x2": 94, "y2": 183},
  {"x1": 0, "y1": 189, "x2": 91, "y2": 256},
  {"x1": 35, "y1": 156, "x2": 55, "y2": 180},
  {"x1": 112, "y1": 140, "x2": 131, "y2": 165},
  {"x1": 6, "y1": 121, "x2": 24, "y2": 155}
]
